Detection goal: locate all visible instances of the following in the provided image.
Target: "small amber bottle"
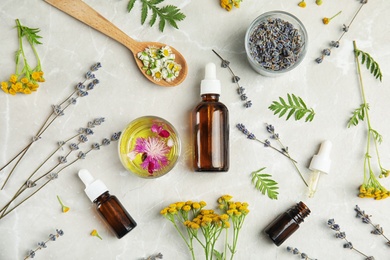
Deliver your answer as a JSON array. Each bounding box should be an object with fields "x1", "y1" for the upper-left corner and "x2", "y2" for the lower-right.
[
  {"x1": 78, "y1": 169, "x2": 137, "y2": 239},
  {"x1": 192, "y1": 63, "x2": 229, "y2": 172},
  {"x1": 264, "y1": 201, "x2": 310, "y2": 246}
]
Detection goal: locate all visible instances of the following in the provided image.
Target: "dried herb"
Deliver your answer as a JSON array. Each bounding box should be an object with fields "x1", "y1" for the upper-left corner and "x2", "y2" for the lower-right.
[
  {"x1": 349, "y1": 41, "x2": 390, "y2": 199},
  {"x1": 127, "y1": 0, "x2": 186, "y2": 32},
  {"x1": 327, "y1": 219, "x2": 375, "y2": 260},
  {"x1": 212, "y1": 50, "x2": 252, "y2": 108},
  {"x1": 251, "y1": 167, "x2": 279, "y2": 200},
  {"x1": 1, "y1": 19, "x2": 44, "y2": 95},
  {"x1": 268, "y1": 93, "x2": 315, "y2": 122},
  {"x1": 24, "y1": 229, "x2": 64, "y2": 260}
]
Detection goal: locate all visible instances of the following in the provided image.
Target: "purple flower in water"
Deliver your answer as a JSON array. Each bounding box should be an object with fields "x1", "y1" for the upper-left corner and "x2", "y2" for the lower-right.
[{"x1": 132, "y1": 136, "x2": 171, "y2": 174}]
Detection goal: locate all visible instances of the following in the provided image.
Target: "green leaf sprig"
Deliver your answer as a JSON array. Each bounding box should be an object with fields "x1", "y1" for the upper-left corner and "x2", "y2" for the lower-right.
[
  {"x1": 355, "y1": 49, "x2": 382, "y2": 81},
  {"x1": 350, "y1": 40, "x2": 390, "y2": 200},
  {"x1": 251, "y1": 167, "x2": 279, "y2": 200},
  {"x1": 127, "y1": 0, "x2": 186, "y2": 32},
  {"x1": 268, "y1": 93, "x2": 315, "y2": 122}
]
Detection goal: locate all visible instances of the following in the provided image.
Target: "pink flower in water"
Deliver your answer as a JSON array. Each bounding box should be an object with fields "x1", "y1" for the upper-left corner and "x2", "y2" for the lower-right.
[
  {"x1": 151, "y1": 124, "x2": 170, "y2": 138},
  {"x1": 134, "y1": 136, "x2": 171, "y2": 174}
]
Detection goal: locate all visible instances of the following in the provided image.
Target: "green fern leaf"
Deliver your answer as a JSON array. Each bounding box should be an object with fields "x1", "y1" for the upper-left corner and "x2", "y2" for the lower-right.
[
  {"x1": 127, "y1": 0, "x2": 136, "y2": 12},
  {"x1": 355, "y1": 48, "x2": 383, "y2": 82},
  {"x1": 347, "y1": 103, "x2": 367, "y2": 128},
  {"x1": 268, "y1": 94, "x2": 315, "y2": 122},
  {"x1": 251, "y1": 168, "x2": 279, "y2": 200},
  {"x1": 141, "y1": 2, "x2": 148, "y2": 24}
]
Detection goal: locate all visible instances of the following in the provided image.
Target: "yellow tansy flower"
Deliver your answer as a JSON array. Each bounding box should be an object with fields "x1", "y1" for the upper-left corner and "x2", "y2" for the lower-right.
[
  {"x1": 9, "y1": 74, "x2": 18, "y2": 84},
  {"x1": 57, "y1": 195, "x2": 70, "y2": 213},
  {"x1": 91, "y1": 229, "x2": 103, "y2": 240},
  {"x1": 298, "y1": 0, "x2": 306, "y2": 8}
]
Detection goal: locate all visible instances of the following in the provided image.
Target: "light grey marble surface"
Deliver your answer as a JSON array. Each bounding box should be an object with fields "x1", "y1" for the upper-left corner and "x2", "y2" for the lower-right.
[{"x1": 1, "y1": 0, "x2": 390, "y2": 259}]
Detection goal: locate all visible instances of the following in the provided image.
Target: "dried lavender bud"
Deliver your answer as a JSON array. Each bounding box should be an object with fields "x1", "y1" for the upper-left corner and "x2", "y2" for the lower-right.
[
  {"x1": 77, "y1": 151, "x2": 86, "y2": 159},
  {"x1": 79, "y1": 135, "x2": 88, "y2": 143},
  {"x1": 244, "y1": 100, "x2": 252, "y2": 108},
  {"x1": 111, "y1": 132, "x2": 121, "y2": 141},
  {"x1": 240, "y1": 94, "x2": 248, "y2": 101},
  {"x1": 58, "y1": 141, "x2": 65, "y2": 147},
  {"x1": 371, "y1": 225, "x2": 383, "y2": 235},
  {"x1": 330, "y1": 41, "x2": 340, "y2": 48},
  {"x1": 75, "y1": 82, "x2": 85, "y2": 90},
  {"x1": 322, "y1": 49, "x2": 331, "y2": 56},
  {"x1": 247, "y1": 133, "x2": 256, "y2": 140},
  {"x1": 264, "y1": 139, "x2": 271, "y2": 147},
  {"x1": 292, "y1": 248, "x2": 299, "y2": 254},
  {"x1": 47, "y1": 172, "x2": 58, "y2": 180},
  {"x1": 56, "y1": 229, "x2": 64, "y2": 236},
  {"x1": 343, "y1": 242, "x2": 353, "y2": 249},
  {"x1": 221, "y1": 59, "x2": 230, "y2": 68},
  {"x1": 328, "y1": 219, "x2": 335, "y2": 225},
  {"x1": 266, "y1": 124, "x2": 275, "y2": 134},
  {"x1": 342, "y1": 24, "x2": 349, "y2": 32},
  {"x1": 102, "y1": 138, "x2": 111, "y2": 146},
  {"x1": 52, "y1": 105, "x2": 64, "y2": 116},
  {"x1": 27, "y1": 250, "x2": 35, "y2": 258},
  {"x1": 69, "y1": 143, "x2": 79, "y2": 150},
  {"x1": 84, "y1": 128, "x2": 94, "y2": 135},
  {"x1": 91, "y1": 143, "x2": 100, "y2": 150},
  {"x1": 85, "y1": 71, "x2": 95, "y2": 79},
  {"x1": 315, "y1": 57, "x2": 323, "y2": 64},
  {"x1": 335, "y1": 232, "x2": 346, "y2": 239},
  {"x1": 38, "y1": 241, "x2": 47, "y2": 249},
  {"x1": 48, "y1": 234, "x2": 56, "y2": 241},
  {"x1": 93, "y1": 117, "x2": 105, "y2": 125},
  {"x1": 91, "y1": 62, "x2": 102, "y2": 71},
  {"x1": 26, "y1": 180, "x2": 36, "y2": 188},
  {"x1": 237, "y1": 86, "x2": 245, "y2": 95},
  {"x1": 77, "y1": 90, "x2": 88, "y2": 97},
  {"x1": 68, "y1": 98, "x2": 77, "y2": 105},
  {"x1": 58, "y1": 156, "x2": 67, "y2": 164},
  {"x1": 87, "y1": 82, "x2": 95, "y2": 90},
  {"x1": 232, "y1": 75, "x2": 240, "y2": 83},
  {"x1": 92, "y1": 79, "x2": 100, "y2": 85}
]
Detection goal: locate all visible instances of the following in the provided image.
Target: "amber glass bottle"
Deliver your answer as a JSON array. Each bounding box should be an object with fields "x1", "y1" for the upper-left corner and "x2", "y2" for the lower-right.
[
  {"x1": 193, "y1": 63, "x2": 229, "y2": 172},
  {"x1": 79, "y1": 169, "x2": 137, "y2": 239},
  {"x1": 264, "y1": 201, "x2": 310, "y2": 246}
]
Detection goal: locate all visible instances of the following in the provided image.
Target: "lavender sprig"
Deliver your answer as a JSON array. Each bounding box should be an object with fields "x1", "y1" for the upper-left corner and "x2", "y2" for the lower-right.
[
  {"x1": 316, "y1": 0, "x2": 368, "y2": 64},
  {"x1": 236, "y1": 123, "x2": 297, "y2": 163},
  {"x1": 327, "y1": 219, "x2": 375, "y2": 259},
  {"x1": 286, "y1": 246, "x2": 317, "y2": 260},
  {"x1": 24, "y1": 229, "x2": 64, "y2": 260},
  {"x1": 355, "y1": 205, "x2": 390, "y2": 247},
  {"x1": 212, "y1": 50, "x2": 252, "y2": 108},
  {"x1": 0, "y1": 62, "x2": 102, "y2": 190},
  {"x1": 0, "y1": 131, "x2": 121, "y2": 220},
  {"x1": 266, "y1": 123, "x2": 308, "y2": 187}
]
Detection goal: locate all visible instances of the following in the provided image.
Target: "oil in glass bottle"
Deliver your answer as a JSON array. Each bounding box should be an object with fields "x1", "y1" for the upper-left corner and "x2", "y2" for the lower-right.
[
  {"x1": 264, "y1": 201, "x2": 311, "y2": 246},
  {"x1": 192, "y1": 62, "x2": 229, "y2": 172},
  {"x1": 78, "y1": 169, "x2": 137, "y2": 239}
]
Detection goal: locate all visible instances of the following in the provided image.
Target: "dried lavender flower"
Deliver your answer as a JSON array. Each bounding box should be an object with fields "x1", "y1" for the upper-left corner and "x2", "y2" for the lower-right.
[
  {"x1": 286, "y1": 246, "x2": 317, "y2": 260},
  {"x1": 91, "y1": 62, "x2": 102, "y2": 71},
  {"x1": 355, "y1": 205, "x2": 390, "y2": 246},
  {"x1": 316, "y1": 1, "x2": 367, "y2": 63},
  {"x1": 24, "y1": 229, "x2": 64, "y2": 260},
  {"x1": 327, "y1": 219, "x2": 375, "y2": 259},
  {"x1": 144, "y1": 252, "x2": 163, "y2": 260},
  {"x1": 212, "y1": 49, "x2": 252, "y2": 108}
]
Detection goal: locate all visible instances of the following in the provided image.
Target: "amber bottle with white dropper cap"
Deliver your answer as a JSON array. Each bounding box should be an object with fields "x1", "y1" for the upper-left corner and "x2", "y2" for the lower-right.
[
  {"x1": 78, "y1": 169, "x2": 137, "y2": 238},
  {"x1": 192, "y1": 62, "x2": 229, "y2": 172}
]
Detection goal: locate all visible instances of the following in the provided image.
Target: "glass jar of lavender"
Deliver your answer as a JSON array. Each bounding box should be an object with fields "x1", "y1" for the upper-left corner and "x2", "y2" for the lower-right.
[{"x1": 245, "y1": 11, "x2": 308, "y2": 76}]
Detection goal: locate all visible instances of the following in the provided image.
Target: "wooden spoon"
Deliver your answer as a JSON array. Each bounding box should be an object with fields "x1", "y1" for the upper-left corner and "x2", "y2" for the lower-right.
[{"x1": 44, "y1": 0, "x2": 187, "y2": 87}]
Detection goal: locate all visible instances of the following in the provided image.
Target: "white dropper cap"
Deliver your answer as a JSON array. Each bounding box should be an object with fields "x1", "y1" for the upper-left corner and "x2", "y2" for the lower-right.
[
  {"x1": 309, "y1": 140, "x2": 332, "y2": 174},
  {"x1": 78, "y1": 169, "x2": 108, "y2": 202},
  {"x1": 200, "y1": 62, "x2": 221, "y2": 95}
]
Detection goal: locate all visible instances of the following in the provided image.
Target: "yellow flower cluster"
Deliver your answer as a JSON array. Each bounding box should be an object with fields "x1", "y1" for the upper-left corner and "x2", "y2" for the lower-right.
[
  {"x1": 220, "y1": 0, "x2": 242, "y2": 12},
  {"x1": 160, "y1": 200, "x2": 207, "y2": 216},
  {"x1": 358, "y1": 185, "x2": 390, "y2": 200},
  {"x1": 217, "y1": 195, "x2": 250, "y2": 216},
  {"x1": 1, "y1": 71, "x2": 45, "y2": 95},
  {"x1": 184, "y1": 210, "x2": 231, "y2": 230}
]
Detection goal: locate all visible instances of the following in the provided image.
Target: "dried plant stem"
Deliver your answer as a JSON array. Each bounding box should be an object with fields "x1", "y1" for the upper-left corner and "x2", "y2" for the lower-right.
[{"x1": 253, "y1": 138, "x2": 298, "y2": 163}]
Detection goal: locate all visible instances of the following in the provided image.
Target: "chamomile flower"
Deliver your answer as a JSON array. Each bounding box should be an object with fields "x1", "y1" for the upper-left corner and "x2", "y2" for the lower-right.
[{"x1": 160, "y1": 46, "x2": 173, "y2": 57}]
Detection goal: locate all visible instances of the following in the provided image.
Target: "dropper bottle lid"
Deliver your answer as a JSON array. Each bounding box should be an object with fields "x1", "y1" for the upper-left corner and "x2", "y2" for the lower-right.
[
  {"x1": 200, "y1": 62, "x2": 221, "y2": 95},
  {"x1": 308, "y1": 140, "x2": 332, "y2": 198},
  {"x1": 78, "y1": 169, "x2": 108, "y2": 202}
]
